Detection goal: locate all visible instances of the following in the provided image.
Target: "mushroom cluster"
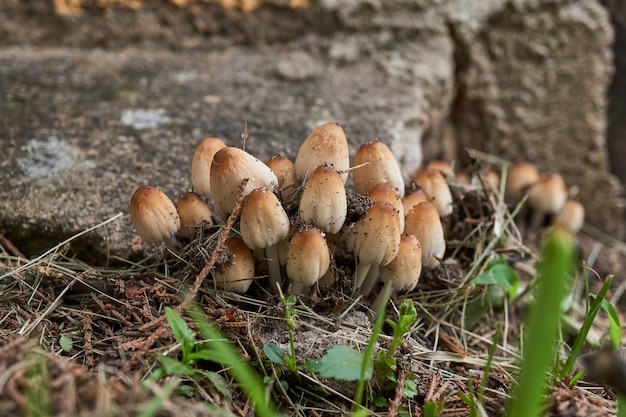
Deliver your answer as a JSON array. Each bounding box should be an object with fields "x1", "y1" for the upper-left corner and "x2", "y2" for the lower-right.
[{"x1": 129, "y1": 123, "x2": 585, "y2": 307}]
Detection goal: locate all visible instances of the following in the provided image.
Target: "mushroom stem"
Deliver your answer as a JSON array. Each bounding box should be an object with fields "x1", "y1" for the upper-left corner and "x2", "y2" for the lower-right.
[
  {"x1": 359, "y1": 264, "x2": 380, "y2": 296},
  {"x1": 265, "y1": 244, "x2": 283, "y2": 291},
  {"x1": 370, "y1": 288, "x2": 394, "y2": 316},
  {"x1": 164, "y1": 235, "x2": 182, "y2": 252},
  {"x1": 353, "y1": 262, "x2": 372, "y2": 292},
  {"x1": 289, "y1": 280, "x2": 305, "y2": 296}
]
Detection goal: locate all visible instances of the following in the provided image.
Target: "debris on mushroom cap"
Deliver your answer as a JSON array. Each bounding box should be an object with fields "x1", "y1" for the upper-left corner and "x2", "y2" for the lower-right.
[
  {"x1": 130, "y1": 185, "x2": 181, "y2": 250},
  {"x1": 404, "y1": 201, "x2": 445, "y2": 260},
  {"x1": 353, "y1": 140, "x2": 405, "y2": 198},
  {"x1": 286, "y1": 226, "x2": 330, "y2": 288},
  {"x1": 526, "y1": 173, "x2": 568, "y2": 215},
  {"x1": 346, "y1": 200, "x2": 402, "y2": 267},
  {"x1": 191, "y1": 137, "x2": 227, "y2": 198},
  {"x1": 266, "y1": 155, "x2": 298, "y2": 195},
  {"x1": 295, "y1": 122, "x2": 350, "y2": 184},
  {"x1": 210, "y1": 146, "x2": 278, "y2": 219},
  {"x1": 368, "y1": 182, "x2": 404, "y2": 232},
  {"x1": 240, "y1": 187, "x2": 290, "y2": 250},
  {"x1": 402, "y1": 189, "x2": 428, "y2": 214},
  {"x1": 299, "y1": 163, "x2": 347, "y2": 235},
  {"x1": 215, "y1": 237, "x2": 255, "y2": 294},
  {"x1": 505, "y1": 161, "x2": 539, "y2": 203},
  {"x1": 412, "y1": 168, "x2": 453, "y2": 217},
  {"x1": 176, "y1": 191, "x2": 213, "y2": 239},
  {"x1": 380, "y1": 234, "x2": 422, "y2": 292},
  {"x1": 553, "y1": 200, "x2": 585, "y2": 234}
]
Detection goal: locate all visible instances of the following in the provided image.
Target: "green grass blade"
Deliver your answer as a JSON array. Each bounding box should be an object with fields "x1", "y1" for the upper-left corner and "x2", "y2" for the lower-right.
[
  {"x1": 560, "y1": 275, "x2": 613, "y2": 378},
  {"x1": 137, "y1": 378, "x2": 180, "y2": 417},
  {"x1": 507, "y1": 227, "x2": 575, "y2": 417}
]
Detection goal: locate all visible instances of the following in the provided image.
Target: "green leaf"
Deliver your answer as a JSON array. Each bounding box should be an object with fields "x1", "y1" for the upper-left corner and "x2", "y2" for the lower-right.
[
  {"x1": 165, "y1": 307, "x2": 195, "y2": 361},
  {"x1": 263, "y1": 343, "x2": 285, "y2": 365},
  {"x1": 188, "y1": 349, "x2": 233, "y2": 365},
  {"x1": 472, "y1": 259, "x2": 520, "y2": 298},
  {"x1": 206, "y1": 371, "x2": 232, "y2": 400},
  {"x1": 305, "y1": 345, "x2": 371, "y2": 381},
  {"x1": 158, "y1": 355, "x2": 196, "y2": 376},
  {"x1": 601, "y1": 299, "x2": 622, "y2": 348},
  {"x1": 59, "y1": 335, "x2": 73, "y2": 352},
  {"x1": 403, "y1": 377, "x2": 418, "y2": 399}
]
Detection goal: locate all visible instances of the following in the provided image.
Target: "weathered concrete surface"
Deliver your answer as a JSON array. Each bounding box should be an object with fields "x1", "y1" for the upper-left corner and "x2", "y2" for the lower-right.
[{"x1": 0, "y1": 0, "x2": 623, "y2": 263}]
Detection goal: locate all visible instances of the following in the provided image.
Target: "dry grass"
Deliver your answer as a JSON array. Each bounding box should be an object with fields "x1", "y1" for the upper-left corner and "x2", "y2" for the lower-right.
[{"x1": 0, "y1": 158, "x2": 623, "y2": 417}]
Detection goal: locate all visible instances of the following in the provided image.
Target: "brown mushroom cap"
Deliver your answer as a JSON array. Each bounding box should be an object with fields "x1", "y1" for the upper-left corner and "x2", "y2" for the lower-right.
[
  {"x1": 505, "y1": 161, "x2": 539, "y2": 203},
  {"x1": 295, "y1": 122, "x2": 350, "y2": 184},
  {"x1": 240, "y1": 187, "x2": 290, "y2": 250},
  {"x1": 215, "y1": 237, "x2": 255, "y2": 293},
  {"x1": 426, "y1": 160, "x2": 454, "y2": 177},
  {"x1": 553, "y1": 200, "x2": 585, "y2": 234},
  {"x1": 210, "y1": 146, "x2": 278, "y2": 219},
  {"x1": 412, "y1": 168, "x2": 453, "y2": 217},
  {"x1": 402, "y1": 189, "x2": 429, "y2": 214},
  {"x1": 380, "y1": 234, "x2": 423, "y2": 291},
  {"x1": 266, "y1": 155, "x2": 298, "y2": 195},
  {"x1": 527, "y1": 173, "x2": 568, "y2": 215},
  {"x1": 404, "y1": 201, "x2": 445, "y2": 260},
  {"x1": 176, "y1": 191, "x2": 213, "y2": 239},
  {"x1": 353, "y1": 140, "x2": 405, "y2": 198},
  {"x1": 130, "y1": 186, "x2": 181, "y2": 249},
  {"x1": 368, "y1": 182, "x2": 405, "y2": 232},
  {"x1": 191, "y1": 137, "x2": 227, "y2": 198},
  {"x1": 299, "y1": 163, "x2": 347, "y2": 235},
  {"x1": 286, "y1": 226, "x2": 331, "y2": 287}
]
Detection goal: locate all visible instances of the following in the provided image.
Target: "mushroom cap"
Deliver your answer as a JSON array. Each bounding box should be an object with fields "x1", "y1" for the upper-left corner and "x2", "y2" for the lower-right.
[
  {"x1": 286, "y1": 227, "x2": 331, "y2": 286},
  {"x1": 482, "y1": 169, "x2": 500, "y2": 193},
  {"x1": 404, "y1": 201, "x2": 445, "y2": 259},
  {"x1": 368, "y1": 182, "x2": 404, "y2": 232},
  {"x1": 380, "y1": 234, "x2": 422, "y2": 291},
  {"x1": 527, "y1": 173, "x2": 567, "y2": 214},
  {"x1": 266, "y1": 155, "x2": 298, "y2": 195},
  {"x1": 240, "y1": 187, "x2": 290, "y2": 250},
  {"x1": 346, "y1": 200, "x2": 402, "y2": 267},
  {"x1": 412, "y1": 168, "x2": 453, "y2": 217},
  {"x1": 426, "y1": 160, "x2": 454, "y2": 177},
  {"x1": 299, "y1": 163, "x2": 347, "y2": 234},
  {"x1": 402, "y1": 189, "x2": 429, "y2": 214},
  {"x1": 130, "y1": 186, "x2": 181, "y2": 245},
  {"x1": 505, "y1": 161, "x2": 539, "y2": 202},
  {"x1": 176, "y1": 191, "x2": 213, "y2": 239},
  {"x1": 210, "y1": 146, "x2": 278, "y2": 219},
  {"x1": 191, "y1": 137, "x2": 227, "y2": 197},
  {"x1": 215, "y1": 237, "x2": 255, "y2": 293},
  {"x1": 553, "y1": 200, "x2": 585, "y2": 234},
  {"x1": 295, "y1": 122, "x2": 350, "y2": 184},
  {"x1": 353, "y1": 140, "x2": 405, "y2": 198}
]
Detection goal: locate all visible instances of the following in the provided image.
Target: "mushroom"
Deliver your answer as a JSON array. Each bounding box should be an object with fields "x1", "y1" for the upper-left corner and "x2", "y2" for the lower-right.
[
  {"x1": 368, "y1": 182, "x2": 404, "y2": 232},
  {"x1": 190, "y1": 137, "x2": 227, "y2": 198},
  {"x1": 526, "y1": 173, "x2": 568, "y2": 231},
  {"x1": 404, "y1": 202, "x2": 445, "y2": 265},
  {"x1": 353, "y1": 140, "x2": 405, "y2": 198},
  {"x1": 286, "y1": 226, "x2": 331, "y2": 295},
  {"x1": 266, "y1": 155, "x2": 298, "y2": 197},
  {"x1": 481, "y1": 169, "x2": 500, "y2": 194},
  {"x1": 130, "y1": 185, "x2": 181, "y2": 250},
  {"x1": 210, "y1": 146, "x2": 278, "y2": 219},
  {"x1": 426, "y1": 160, "x2": 454, "y2": 178},
  {"x1": 214, "y1": 236, "x2": 255, "y2": 293},
  {"x1": 402, "y1": 189, "x2": 428, "y2": 214},
  {"x1": 176, "y1": 191, "x2": 213, "y2": 239},
  {"x1": 505, "y1": 161, "x2": 539, "y2": 204},
  {"x1": 239, "y1": 187, "x2": 290, "y2": 291},
  {"x1": 295, "y1": 122, "x2": 350, "y2": 184},
  {"x1": 553, "y1": 200, "x2": 585, "y2": 234},
  {"x1": 299, "y1": 163, "x2": 347, "y2": 235},
  {"x1": 412, "y1": 168, "x2": 453, "y2": 217},
  {"x1": 346, "y1": 200, "x2": 402, "y2": 294},
  {"x1": 370, "y1": 234, "x2": 423, "y2": 313}
]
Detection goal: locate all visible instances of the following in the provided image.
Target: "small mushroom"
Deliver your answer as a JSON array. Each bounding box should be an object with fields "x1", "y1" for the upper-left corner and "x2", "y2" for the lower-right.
[
  {"x1": 505, "y1": 161, "x2": 539, "y2": 204},
  {"x1": 210, "y1": 146, "x2": 278, "y2": 219},
  {"x1": 295, "y1": 122, "x2": 350, "y2": 184},
  {"x1": 215, "y1": 237, "x2": 255, "y2": 293},
  {"x1": 266, "y1": 155, "x2": 298, "y2": 196},
  {"x1": 526, "y1": 173, "x2": 567, "y2": 230},
  {"x1": 190, "y1": 137, "x2": 227, "y2": 198},
  {"x1": 346, "y1": 200, "x2": 402, "y2": 294},
  {"x1": 553, "y1": 200, "x2": 585, "y2": 234},
  {"x1": 426, "y1": 160, "x2": 454, "y2": 178},
  {"x1": 176, "y1": 191, "x2": 213, "y2": 239},
  {"x1": 404, "y1": 202, "x2": 445, "y2": 263},
  {"x1": 130, "y1": 186, "x2": 181, "y2": 250},
  {"x1": 412, "y1": 168, "x2": 453, "y2": 217},
  {"x1": 239, "y1": 187, "x2": 290, "y2": 291},
  {"x1": 286, "y1": 226, "x2": 331, "y2": 295},
  {"x1": 368, "y1": 182, "x2": 404, "y2": 232},
  {"x1": 353, "y1": 140, "x2": 405, "y2": 198},
  {"x1": 402, "y1": 189, "x2": 428, "y2": 214},
  {"x1": 370, "y1": 234, "x2": 423, "y2": 313},
  {"x1": 299, "y1": 163, "x2": 347, "y2": 235}
]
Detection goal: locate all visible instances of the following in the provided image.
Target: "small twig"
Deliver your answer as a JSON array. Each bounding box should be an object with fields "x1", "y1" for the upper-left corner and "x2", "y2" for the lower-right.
[
  {"x1": 388, "y1": 365, "x2": 407, "y2": 417},
  {"x1": 83, "y1": 310, "x2": 95, "y2": 368},
  {"x1": 0, "y1": 233, "x2": 27, "y2": 260}
]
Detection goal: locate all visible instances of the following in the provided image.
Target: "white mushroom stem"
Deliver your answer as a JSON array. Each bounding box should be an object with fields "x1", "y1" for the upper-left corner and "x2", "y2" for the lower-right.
[
  {"x1": 265, "y1": 244, "x2": 283, "y2": 292},
  {"x1": 354, "y1": 262, "x2": 372, "y2": 292},
  {"x1": 359, "y1": 264, "x2": 380, "y2": 296}
]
